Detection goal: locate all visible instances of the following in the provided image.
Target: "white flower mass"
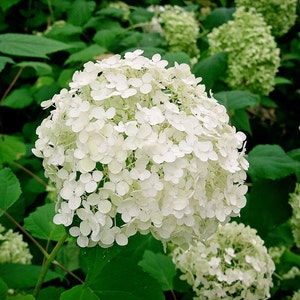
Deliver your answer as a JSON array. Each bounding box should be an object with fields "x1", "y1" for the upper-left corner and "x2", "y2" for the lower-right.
[{"x1": 33, "y1": 50, "x2": 249, "y2": 248}]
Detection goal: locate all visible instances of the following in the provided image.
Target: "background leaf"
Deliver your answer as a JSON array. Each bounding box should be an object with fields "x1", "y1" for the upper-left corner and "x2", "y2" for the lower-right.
[
  {"x1": 61, "y1": 285, "x2": 99, "y2": 300},
  {"x1": 247, "y1": 144, "x2": 300, "y2": 180},
  {"x1": 138, "y1": 250, "x2": 176, "y2": 291},
  {"x1": 67, "y1": 0, "x2": 96, "y2": 26},
  {"x1": 0, "y1": 264, "x2": 61, "y2": 289},
  {"x1": 23, "y1": 203, "x2": 65, "y2": 241},
  {"x1": 192, "y1": 53, "x2": 227, "y2": 91},
  {"x1": 2, "y1": 87, "x2": 34, "y2": 109},
  {"x1": 0, "y1": 134, "x2": 26, "y2": 165},
  {"x1": 0, "y1": 55, "x2": 14, "y2": 71},
  {"x1": 0, "y1": 168, "x2": 21, "y2": 216},
  {"x1": 0, "y1": 33, "x2": 73, "y2": 58}
]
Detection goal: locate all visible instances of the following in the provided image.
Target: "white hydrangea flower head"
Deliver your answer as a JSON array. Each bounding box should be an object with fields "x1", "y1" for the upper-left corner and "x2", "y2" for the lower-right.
[
  {"x1": 207, "y1": 7, "x2": 280, "y2": 96},
  {"x1": 33, "y1": 49, "x2": 248, "y2": 248},
  {"x1": 171, "y1": 222, "x2": 275, "y2": 300},
  {"x1": 235, "y1": 0, "x2": 298, "y2": 37},
  {"x1": 147, "y1": 5, "x2": 200, "y2": 58},
  {"x1": 289, "y1": 183, "x2": 300, "y2": 248},
  {"x1": 292, "y1": 289, "x2": 300, "y2": 300},
  {"x1": 0, "y1": 225, "x2": 32, "y2": 264}
]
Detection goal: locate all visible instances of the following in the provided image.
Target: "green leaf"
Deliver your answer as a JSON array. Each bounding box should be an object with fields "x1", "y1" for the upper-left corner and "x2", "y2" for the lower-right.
[
  {"x1": 0, "y1": 168, "x2": 21, "y2": 216},
  {"x1": 138, "y1": 250, "x2": 176, "y2": 291},
  {"x1": 89, "y1": 257, "x2": 165, "y2": 300},
  {"x1": 247, "y1": 144, "x2": 300, "y2": 180},
  {"x1": 214, "y1": 90, "x2": 260, "y2": 110},
  {"x1": 38, "y1": 286, "x2": 66, "y2": 300},
  {"x1": 129, "y1": 7, "x2": 153, "y2": 24},
  {"x1": 61, "y1": 285, "x2": 100, "y2": 300},
  {"x1": 8, "y1": 295, "x2": 35, "y2": 300},
  {"x1": 275, "y1": 76, "x2": 293, "y2": 85},
  {"x1": 0, "y1": 0, "x2": 21, "y2": 12},
  {"x1": 16, "y1": 61, "x2": 53, "y2": 76},
  {"x1": 203, "y1": 7, "x2": 235, "y2": 30},
  {"x1": 67, "y1": 0, "x2": 96, "y2": 26},
  {"x1": 0, "y1": 277, "x2": 8, "y2": 300},
  {"x1": 93, "y1": 29, "x2": 120, "y2": 49},
  {"x1": 0, "y1": 264, "x2": 61, "y2": 289},
  {"x1": 64, "y1": 44, "x2": 106, "y2": 65},
  {"x1": 0, "y1": 134, "x2": 26, "y2": 165},
  {"x1": 241, "y1": 178, "x2": 293, "y2": 238},
  {"x1": 45, "y1": 23, "x2": 82, "y2": 39},
  {"x1": 1, "y1": 87, "x2": 34, "y2": 109},
  {"x1": 0, "y1": 55, "x2": 14, "y2": 72},
  {"x1": 163, "y1": 52, "x2": 191, "y2": 66},
  {"x1": 192, "y1": 53, "x2": 228, "y2": 91},
  {"x1": 230, "y1": 108, "x2": 252, "y2": 134},
  {"x1": 24, "y1": 203, "x2": 65, "y2": 241},
  {"x1": 0, "y1": 33, "x2": 73, "y2": 58},
  {"x1": 260, "y1": 96, "x2": 277, "y2": 108}
]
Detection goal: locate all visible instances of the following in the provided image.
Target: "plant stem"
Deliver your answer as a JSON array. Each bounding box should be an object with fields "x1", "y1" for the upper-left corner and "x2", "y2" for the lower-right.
[
  {"x1": 0, "y1": 67, "x2": 23, "y2": 105},
  {"x1": 33, "y1": 232, "x2": 68, "y2": 298},
  {"x1": 13, "y1": 162, "x2": 49, "y2": 188}
]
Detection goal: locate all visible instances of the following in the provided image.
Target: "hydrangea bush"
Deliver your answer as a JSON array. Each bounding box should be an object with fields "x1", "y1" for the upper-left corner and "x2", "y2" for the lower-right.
[
  {"x1": 147, "y1": 5, "x2": 200, "y2": 58},
  {"x1": 0, "y1": 224, "x2": 32, "y2": 264},
  {"x1": 207, "y1": 7, "x2": 280, "y2": 96},
  {"x1": 32, "y1": 49, "x2": 248, "y2": 248},
  {"x1": 171, "y1": 222, "x2": 275, "y2": 300},
  {"x1": 289, "y1": 183, "x2": 300, "y2": 248},
  {"x1": 235, "y1": 0, "x2": 298, "y2": 37}
]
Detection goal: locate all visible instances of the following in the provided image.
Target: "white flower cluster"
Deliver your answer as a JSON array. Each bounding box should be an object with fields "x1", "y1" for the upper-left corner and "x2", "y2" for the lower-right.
[
  {"x1": 235, "y1": 0, "x2": 298, "y2": 36},
  {"x1": 289, "y1": 183, "x2": 300, "y2": 248},
  {"x1": 0, "y1": 225, "x2": 32, "y2": 264},
  {"x1": 208, "y1": 7, "x2": 280, "y2": 96},
  {"x1": 171, "y1": 222, "x2": 275, "y2": 300},
  {"x1": 33, "y1": 50, "x2": 248, "y2": 248},
  {"x1": 147, "y1": 5, "x2": 200, "y2": 58}
]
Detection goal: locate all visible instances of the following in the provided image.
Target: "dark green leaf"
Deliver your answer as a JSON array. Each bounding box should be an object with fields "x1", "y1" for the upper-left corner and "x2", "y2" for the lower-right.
[
  {"x1": 16, "y1": 61, "x2": 53, "y2": 76},
  {"x1": 2, "y1": 87, "x2": 34, "y2": 109},
  {"x1": 203, "y1": 7, "x2": 235, "y2": 30},
  {"x1": 129, "y1": 7, "x2": 153, "y2": 24},
  {"x1": 260, "y1": 96, "x2": 278, "y2": 108},
  {"x1": 38, "y1": 286, "x2": 65, "y2": 300},
  {"x1": 93, "y1": 29, "x2": 120, "y2": 49},
  {"x1": 0, "y1": 134, "x2": 26, "y2": 165},
  {"x1": 24, "y1": 203, "x2": 65, "y2": 241},
  {"x1": 67, "y1": 0, "x2": 96, "y2": 26},
  {"x1": 89, "y1": 257, "x2": 164, "y2": 300},
  {"x1": 214, "y1": 90, "x2": 260, "y2": 110},
  {"x1": 163, "y1": 52, "x2": 191, "y2": 66},
  {"x1": 0, "y1": 264, "x2": 61, "y2": 289},
  {"x1": 97, "y1": 7, "x2": 127, "y2": 19},
  {"x1": 61, "y1": 285, "x2": 100, "y2": 300},
  {"x1": 138, "y1": 250, "x2": 176, "y2": 290},
  {"x1": 0, "y1": 55, "x2": 14, "y2": 71},
  {"x1": 0, "y1": 0, "x2": 21, "y2": 12},
  {"x1": 8, "y1": 295, "x2": 35, "y2": 300},
  {"x1": 139, "y1": 33, "x2": 164, "y2": 48},
  {"x1": 241, "y1": 178, "x2": 293, "y2": 238},
  {"x1": 230, "y1": 108, "x2": 252, "y2": 134},
  {"x1": 0, "y1": 277, "x2": 8, "y2": 300},
  {"x1": 0, "y1": 33, "x2": 73, "y2": 58},
  {"x1": 247, "y1": 144, "x2": 300, "y2": 180},
  {"x1": 275, "y1": 77, "x2": 293, "y2": 85},
  {"x1": 0, "y1": 168, "x2": 21, "y2": 216},
  {"x1": 64, "y1": 45, "x2": 106, "y2": 65},
  {"x1": 193, "y1": 53, "x2": 227, "y2": 91},
  {"x1": 44, "y1": 23, "x2": 82, "y2": 39}
]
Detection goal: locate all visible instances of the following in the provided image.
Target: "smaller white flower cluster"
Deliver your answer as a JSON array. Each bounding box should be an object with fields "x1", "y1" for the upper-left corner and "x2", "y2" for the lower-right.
[
  {"x1": 208, "y1": 7, "x2": 280, "y2": 96},
  {"x1": 171, "y1": 222, "x2": 275, "y2": 300},
  {"x1": 289, "y1": 183, "x2": 300, "y2": 248},
  {"x1": 33, "y1": 50, "x2": 248, "y2": 248},
  {"x1": 0, "y1": 225, "x2": 32, "y2": 264},
  {"x1": 235, "y1": 0, "x2": 298, "y2": 36},
  {"x1": 147, "y1": 5, "x2": 200, "y2": 58}
]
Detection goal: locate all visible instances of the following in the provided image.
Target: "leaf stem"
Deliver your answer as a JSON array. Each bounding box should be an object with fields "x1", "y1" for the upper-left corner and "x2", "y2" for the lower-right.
[
  {"x1": 33, "y1": 232, "x2": 68, "y2": 298},
  {"x1": 0, "y1": 67, "x2": 23, "y2": 105},
  {"x1": 13, "y1": 161, "x2": 49, "y2": 188}
]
